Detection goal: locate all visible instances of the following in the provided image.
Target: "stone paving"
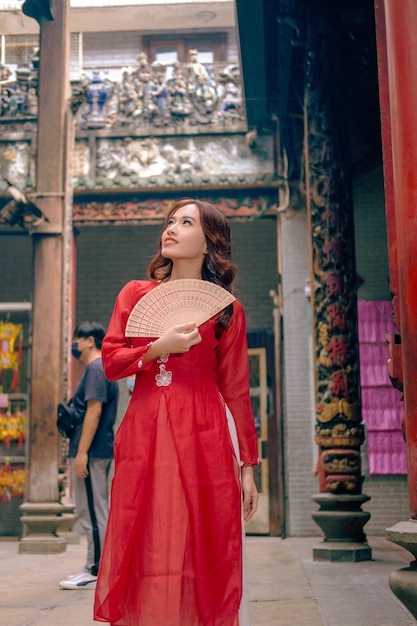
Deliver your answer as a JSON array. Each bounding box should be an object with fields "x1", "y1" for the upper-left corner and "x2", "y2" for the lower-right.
[{"x1": 0, "y1": 534, "x2": 415, "y2": 625}]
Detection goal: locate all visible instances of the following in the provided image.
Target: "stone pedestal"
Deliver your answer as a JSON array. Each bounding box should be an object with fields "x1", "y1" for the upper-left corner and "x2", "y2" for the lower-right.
[
  {"x1": 386, "y1": 519, "x2": 417, "y2": 619},
  {"x1": 19, "y1": 502, "x2": 67, "y2": 554},
  {"x1": 312, "y1": 493, "x2": 372, "y2": 562},
  {"x1": 56, "y1": 502, "x2": 79, "y2": 544}
]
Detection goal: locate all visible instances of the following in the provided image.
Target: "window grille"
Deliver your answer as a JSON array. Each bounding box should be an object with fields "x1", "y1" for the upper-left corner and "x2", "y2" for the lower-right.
[
  {"x1": 82, "y1": 31, "x2": 141, "y2": 74},
  {"x1": 70, "y1": 32, "x2": 81, "y2": 80},
  {"x1": 4, "y1": 35, "x2": 39, "y2": 66}
]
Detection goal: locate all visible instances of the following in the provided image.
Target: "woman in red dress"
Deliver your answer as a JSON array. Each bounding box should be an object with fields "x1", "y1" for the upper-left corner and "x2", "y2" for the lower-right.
[{"x1": 94, "y1": 199, "x2": 259, "y2": 626}]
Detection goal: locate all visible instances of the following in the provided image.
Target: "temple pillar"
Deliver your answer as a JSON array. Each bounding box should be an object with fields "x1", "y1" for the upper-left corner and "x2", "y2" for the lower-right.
[
  {"x1": 375, "y1": 0, "x2": 417, "y2": 617},
  {"x1": 19, "y1": 0, "x2": 74, "y2": 553},
  {"x1": 303, "y1": 0, "x2": 371, "y2": 561}
]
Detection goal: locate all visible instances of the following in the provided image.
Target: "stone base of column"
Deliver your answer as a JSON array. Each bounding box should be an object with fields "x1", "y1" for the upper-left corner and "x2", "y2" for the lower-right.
[
  {"x1": 313, "y1": 540, "x2": 372, "y2": 561},
  {"x1": 311, "y1": 493, "x2": 372, "y2": 562},
  {"x1": 386, "y1": 519, "x2": 417, "y2": 619},
  {"x1": 19, "y1": 502, "x2": 68, "y2": 554},
  {"x1": 56, "y1": 502, "x2": 79, "y2": 544},
  {"x1": 19, "y1": 534, "x2": 67, "y2": 554}
]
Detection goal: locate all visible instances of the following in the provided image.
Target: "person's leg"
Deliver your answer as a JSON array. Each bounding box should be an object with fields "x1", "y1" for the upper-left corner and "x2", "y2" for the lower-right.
[
  {"x1": 87, "y1": 458, "x2": 112, "y2": 570},
  {"x1": 59, "y1": 460, "x2": 100, "y2": 589},
  {"x1": 71, "y1": 457, "x2": 93, "y2": 572}
]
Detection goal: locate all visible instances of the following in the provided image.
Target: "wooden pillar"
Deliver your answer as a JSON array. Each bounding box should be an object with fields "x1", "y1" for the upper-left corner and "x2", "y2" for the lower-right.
[
  {"x1": 382, "y1": 0, "x2": 417, "y2": 519},
  {"x1": 19, "y1": 0, "x2": 73, "y2": 553},
  {"x1": 374, "y1": 0, "x2": 403, "y2": 435},
  {"x1": 304, "y1": 0, "x2": 371, "y2": 560},
  {"x1": 376, "y1": 0, "x2": 417, "y2": 617}
]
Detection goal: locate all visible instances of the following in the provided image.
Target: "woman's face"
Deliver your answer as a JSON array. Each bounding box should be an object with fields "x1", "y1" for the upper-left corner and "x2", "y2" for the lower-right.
[{"x1": 161, "y1": 204, "x2": 208, "y2": 263}]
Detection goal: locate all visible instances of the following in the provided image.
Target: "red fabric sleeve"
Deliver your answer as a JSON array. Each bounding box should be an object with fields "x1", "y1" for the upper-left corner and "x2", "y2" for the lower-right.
[
  {"x1": 102, "y1": 281, "x2": 156, "y2": 381},
  {"x1": 216, "y1": 301, "x2": 259, "y2": 466}
]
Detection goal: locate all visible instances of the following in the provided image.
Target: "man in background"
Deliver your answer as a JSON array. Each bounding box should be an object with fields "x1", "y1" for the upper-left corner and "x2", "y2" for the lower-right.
[{"x1": 59, "y1": 321, "x2": 118, "y2": 590}]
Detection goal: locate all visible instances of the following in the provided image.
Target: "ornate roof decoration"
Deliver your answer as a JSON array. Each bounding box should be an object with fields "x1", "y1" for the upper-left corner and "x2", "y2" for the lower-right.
[
  {"x1": 72, "y1": 194, "x2": 278, "y2": 225},
  {"x1": 0, "y1": 49, "x2": 278, "y2": 211}
]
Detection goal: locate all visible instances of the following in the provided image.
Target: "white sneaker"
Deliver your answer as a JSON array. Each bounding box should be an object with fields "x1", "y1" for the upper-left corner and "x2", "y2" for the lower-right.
[
  {"x1": 66, "y1": 569, "x2": 85, "y2": 579},
  {"x1": 59, "y1": 571, "x2": 97, "y2": 589}
]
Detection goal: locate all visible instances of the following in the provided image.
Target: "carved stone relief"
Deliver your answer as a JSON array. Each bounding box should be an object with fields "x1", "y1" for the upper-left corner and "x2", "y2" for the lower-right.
[
  {"x1": 1, "y1": 49, "x2": 245, "y2": 132},
  {"x1": 73, "y1": 134, "x2": 275, "y2": 190},
  {"x1": 71, "y1": 53, "x2": 246, "y2": 132}
]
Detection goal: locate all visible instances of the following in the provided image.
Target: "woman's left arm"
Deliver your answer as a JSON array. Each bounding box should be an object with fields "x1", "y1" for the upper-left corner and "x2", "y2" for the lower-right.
[
  {"x1": 242, "y1": 465, "x2": 259, "y2": 521},
  {"x1": 216, "y1": 301, "x2": 259, "y2": 467}
]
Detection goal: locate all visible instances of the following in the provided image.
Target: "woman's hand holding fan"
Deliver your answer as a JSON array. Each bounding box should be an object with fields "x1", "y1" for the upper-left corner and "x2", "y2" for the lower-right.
[{"x1": 125, "y1": 279, "x2": 236, "y2": 338}]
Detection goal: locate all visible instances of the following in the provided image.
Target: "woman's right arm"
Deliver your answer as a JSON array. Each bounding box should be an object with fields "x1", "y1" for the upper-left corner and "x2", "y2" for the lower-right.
[
  {"x1": 102, "y1": 282, "x2": 154, "y2": 380},
  {"x1": 103, "y1": 282, "x2": 202, "y2": 380}
]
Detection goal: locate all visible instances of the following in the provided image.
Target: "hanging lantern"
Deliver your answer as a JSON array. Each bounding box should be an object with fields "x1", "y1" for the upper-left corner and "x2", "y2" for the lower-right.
[{"x1": 0, "y1": 322, "x2": 23, "y2": 392}]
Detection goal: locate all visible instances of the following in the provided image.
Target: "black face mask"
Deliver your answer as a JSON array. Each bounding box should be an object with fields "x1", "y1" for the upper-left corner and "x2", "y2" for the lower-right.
[{"x1": 71, "y1": 341, "x2": 82, "y2": 359}]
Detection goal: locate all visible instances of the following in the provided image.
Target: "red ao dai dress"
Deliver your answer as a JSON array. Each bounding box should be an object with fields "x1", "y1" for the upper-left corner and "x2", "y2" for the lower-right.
[{"x1": 94, "y1": 280, "x2": 259, "y2": 626}]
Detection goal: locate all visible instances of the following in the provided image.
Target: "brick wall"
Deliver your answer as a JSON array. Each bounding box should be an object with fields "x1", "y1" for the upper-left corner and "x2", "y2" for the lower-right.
[
  {"x1": 0, "y1": 498, "x2": 23, "y2": 537},
  {"x1": 281, "y1": 209, "x2": 320, "y2": 536},
  {"x1": 362, "y1": 475, "x2": 409, "y2": 535},
  {"x1": 0, "y1": 232, "x2": 32, "y2": 301},
  {"x1": 353, "y1": 166, "x2": 391, "y2": 300}
]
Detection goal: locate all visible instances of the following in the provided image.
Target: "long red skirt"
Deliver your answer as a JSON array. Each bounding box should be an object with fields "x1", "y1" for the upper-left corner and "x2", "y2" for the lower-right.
[{"x1": 94, "y1": 397, "x2": 242, "y2": 626}]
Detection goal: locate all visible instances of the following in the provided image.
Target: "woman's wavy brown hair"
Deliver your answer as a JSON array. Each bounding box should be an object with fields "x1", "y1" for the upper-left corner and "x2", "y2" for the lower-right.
[{"x1": 148, "y1": 198, "x2": 236, "y2": 328}]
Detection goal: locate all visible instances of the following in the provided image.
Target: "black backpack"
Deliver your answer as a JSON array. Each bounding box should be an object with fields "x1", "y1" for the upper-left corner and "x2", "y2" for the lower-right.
[{"x1": 56, "y1": 400, "x2": 76, "y2": 438}]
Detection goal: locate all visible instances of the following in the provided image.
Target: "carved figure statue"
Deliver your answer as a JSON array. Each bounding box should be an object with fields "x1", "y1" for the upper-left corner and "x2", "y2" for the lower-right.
[
  {"x1": 169, "y1": 76, "x2": 192, "y2": 121},
  {"x1": 14, "y1": 86, "x2": 26, "y2": 115},
  {"x1": 27, "y1": 88, "x2": 38, "y2": 116},
  {"x1": 118, "y1": 80, "x2": 139, "y2": 121},
  {"x1": 193, "y1": 74, "x2": 217, "y2": 118},
  {"x1": 152, "y1": 74, "x2": 169, "y2": 109},
  {"x1": 186, "y1": 49, "x2": 209, "y2": 93},
  {"x1": 0, "y1": 64, "x2": 12, "y2": 83},
  {"x1": 0, "y1": 89, "x2": 10, "y2": 116},
  {"x1": 137, "y1": 72, "x2": 158, "y2": 122},
  {"x1": 136, "y1": 52, "x2": 151, "y2": 82},
  {"x1": 221, "y1": 82, "x2": 242, "y2": 122}
]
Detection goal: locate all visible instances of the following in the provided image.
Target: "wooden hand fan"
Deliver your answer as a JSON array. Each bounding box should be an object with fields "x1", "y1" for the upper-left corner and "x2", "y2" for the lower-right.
[{"x1": 125, "y1": 279, "x2": 236, "y2": 337}]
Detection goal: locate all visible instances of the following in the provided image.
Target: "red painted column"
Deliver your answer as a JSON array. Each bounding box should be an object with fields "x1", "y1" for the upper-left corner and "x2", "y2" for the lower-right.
[
  {"x1": 383, "y1": 0, "x2": 417, "y2": 517},
  {"x1": 374, "y1": 0, "x2": 404, "y2": 459},
  {"x1": 374, "y1": 1, "x2": 398, "y2": 297}
]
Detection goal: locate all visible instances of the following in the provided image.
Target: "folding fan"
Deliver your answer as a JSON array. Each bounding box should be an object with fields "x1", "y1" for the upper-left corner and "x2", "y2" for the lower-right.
[{"x1": 125, "y1": 279, "x2": 236, "y2": 337}]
